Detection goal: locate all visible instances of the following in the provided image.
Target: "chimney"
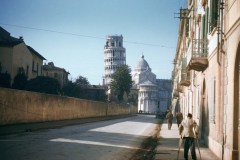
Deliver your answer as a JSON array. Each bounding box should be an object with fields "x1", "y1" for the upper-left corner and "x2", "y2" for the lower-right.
[{"x1": 19, "y1": 36, "x2": 24, "y2": 41}]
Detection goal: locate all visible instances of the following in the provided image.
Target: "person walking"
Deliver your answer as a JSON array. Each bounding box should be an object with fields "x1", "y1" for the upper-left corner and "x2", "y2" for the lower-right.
[
  {"x1": 176, "y1": 112, "x2": 183, "y2": 127},
  {"x1": 166, "y1": 110, "x2": 173, "y2": 130},
  {"x1": 179, "y1": 113, "x2": 199, "y2": 160}
]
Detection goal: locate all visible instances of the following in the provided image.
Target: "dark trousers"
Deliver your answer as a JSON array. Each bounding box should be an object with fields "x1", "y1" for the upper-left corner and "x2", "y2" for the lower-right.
[
  {"x1": 168, "y1": 122, "x2": 172, "y2": 130},
  {"x1": 183, "y1": 137, "x2": 196, "y2": 160}
]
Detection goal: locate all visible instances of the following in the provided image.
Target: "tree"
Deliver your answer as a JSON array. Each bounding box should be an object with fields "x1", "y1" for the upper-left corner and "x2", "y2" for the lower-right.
[
  {"x1": 127, "y1": 91, "x2": 138, "y2": 106},
  {"x1": 25, "y1": 76, "x2": 61, "y2": 95},
  {"x1": 75, "y1": 76, "x2": 90, "y2": 87},
  {"x1": 62, "y1": 80, "x2": 81, "y2": 98},
  {"x1": 62, "y1": 76, "x2": 90, "y2": 99},
  {"x1": 12, "y1": 73, "x2": 28, "y2": 90},
  {"x1": 110, "y1": 65, "x2": 133, "y2": 101}
]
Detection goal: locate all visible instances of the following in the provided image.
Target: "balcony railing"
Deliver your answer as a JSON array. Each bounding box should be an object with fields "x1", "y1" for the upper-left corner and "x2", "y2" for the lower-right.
[
  {"x1": 176, "y1": 85, "x2": 183, "y2": 93},
  {"x1": 179, "y1": 58, "x2": 191, "y2": 86},
  {"x1": 180, "y1": 70, "x2": 191, "y2": 86},
  {"x1": 186, "y1": 39, "x2": 209, "y2": 71}
]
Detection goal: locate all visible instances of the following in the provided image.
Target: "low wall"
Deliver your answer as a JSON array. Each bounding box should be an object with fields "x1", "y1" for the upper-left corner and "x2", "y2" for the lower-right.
[{"x1": 0, "y1": 87, "x2": 137, "y2": 125}]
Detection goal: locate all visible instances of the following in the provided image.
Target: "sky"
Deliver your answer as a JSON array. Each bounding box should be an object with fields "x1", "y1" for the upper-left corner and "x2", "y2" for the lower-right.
[{"x1": 0, "y1": 0, "x2": 186, "y2": 85}]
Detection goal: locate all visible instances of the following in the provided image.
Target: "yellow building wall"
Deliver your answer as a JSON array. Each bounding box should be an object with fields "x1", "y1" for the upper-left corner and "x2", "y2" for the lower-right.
[
  {"x1": 12, "y1": 43, "x2": 33, "y2": 79},
  {"x1": 0, "y1": 47, "x2": 13, "y2": 75}
]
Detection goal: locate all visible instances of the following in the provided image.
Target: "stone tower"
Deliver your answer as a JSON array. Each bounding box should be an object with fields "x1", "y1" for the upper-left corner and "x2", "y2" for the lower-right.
[{"x1": 103, "y1": 35, "x2": 126, "y2": 86}]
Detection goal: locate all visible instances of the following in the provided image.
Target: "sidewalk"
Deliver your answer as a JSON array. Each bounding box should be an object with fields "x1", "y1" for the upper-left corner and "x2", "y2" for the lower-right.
[{"x1": 154, "y1": 122, "x2": 220, "y2": 160}]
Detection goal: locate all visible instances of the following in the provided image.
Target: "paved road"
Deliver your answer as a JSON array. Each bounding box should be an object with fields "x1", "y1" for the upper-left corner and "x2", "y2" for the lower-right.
[{"x1": 0, "y1": 114, "x2": 159, "y2": 160}]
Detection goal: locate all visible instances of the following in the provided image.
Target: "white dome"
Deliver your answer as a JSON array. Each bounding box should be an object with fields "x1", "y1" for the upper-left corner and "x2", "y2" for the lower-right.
[{"x1": 135, "y1": 55, "x2": 151, "y2": 72}]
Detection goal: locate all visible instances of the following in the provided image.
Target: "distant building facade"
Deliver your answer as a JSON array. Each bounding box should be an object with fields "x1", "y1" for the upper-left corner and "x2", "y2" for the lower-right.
[
  {"x1": 43, "y1": 62, "x2": 69, "y2": 87},
  {"x1": 0, "y1": 27, "x2": 45, "y2": 83},
  {"x1": 0, "y1": 27, "x2": 69, "y2": 87},
  {"x1": 132, "y1": 55, "x2": 171, "y2": 113},
  {"x1": 156, "y1": 79, "x2": 172, "y2": 112},
  {"x1": 103, "y1": 35, "x2": 126, "y2": 86},
  {"x1": 171, "y1": 0, "x2": 240, "y2": 159}
]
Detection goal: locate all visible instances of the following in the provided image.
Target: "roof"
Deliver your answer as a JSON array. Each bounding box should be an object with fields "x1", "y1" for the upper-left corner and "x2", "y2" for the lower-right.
[
  {"x1": 139, "y1": 80, "x2": 157, "y2": 86},
  {"x1": 43, "y1": 62, "x2": 69, "y2": 74},
  {"x1": 135, "y1": 55, "x2": 151, "y2": 72},
  {"x1": 0, "y1": 26, "x2": 23, "y2": 47},
  {"x1": 27, "y1": 45, "x2": 46, "y2": 60}
]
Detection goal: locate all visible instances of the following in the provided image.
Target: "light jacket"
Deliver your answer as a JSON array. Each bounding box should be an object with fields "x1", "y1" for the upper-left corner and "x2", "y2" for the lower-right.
[{"x1": 179, "y1": 118, "x2": 199, "y2": 138}]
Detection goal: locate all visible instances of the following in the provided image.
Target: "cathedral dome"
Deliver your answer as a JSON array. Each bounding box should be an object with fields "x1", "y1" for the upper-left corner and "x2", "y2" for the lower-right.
[{"x1": 135, "y1": 55, "x2": 151, "y2": 72}]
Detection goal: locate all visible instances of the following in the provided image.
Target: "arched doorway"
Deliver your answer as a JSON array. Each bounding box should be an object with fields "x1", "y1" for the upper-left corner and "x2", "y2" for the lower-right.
[{"x1": 233, "y1": 42, "x2": 240, "y2": 159}]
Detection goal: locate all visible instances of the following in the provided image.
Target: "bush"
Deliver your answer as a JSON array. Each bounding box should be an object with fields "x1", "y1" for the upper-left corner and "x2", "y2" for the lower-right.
[
  {"x1": 0, "y1": 72, "x2": 11, "y2": 88},
  {"x1": 25, "y1": 76, "x2": 61, "y2": 95},
  {"x1": 12, "y1": 73, "x2": 28, "y2": 90},
  {"x1": 62, "y1": 81, "x2": 81, "y2": 98}
]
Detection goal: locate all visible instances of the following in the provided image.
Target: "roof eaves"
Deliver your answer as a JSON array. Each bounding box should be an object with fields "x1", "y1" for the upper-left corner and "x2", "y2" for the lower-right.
[{"x1": 27, "y1": 45, "x2": 46, "y2": 60}]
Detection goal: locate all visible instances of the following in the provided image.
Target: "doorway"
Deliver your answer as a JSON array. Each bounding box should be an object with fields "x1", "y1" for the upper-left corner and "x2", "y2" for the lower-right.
[{"x1": 233, "y1": 42, "x2": 240, "y2": 159}]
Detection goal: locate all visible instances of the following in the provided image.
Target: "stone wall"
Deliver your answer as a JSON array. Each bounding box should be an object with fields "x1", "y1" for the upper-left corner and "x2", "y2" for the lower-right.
[{"x1": 0, "y1": 87, "x2": 137, "y2": 125}]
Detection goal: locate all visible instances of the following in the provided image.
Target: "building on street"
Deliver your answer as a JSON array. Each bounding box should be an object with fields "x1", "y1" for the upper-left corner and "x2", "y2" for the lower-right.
[
  {"x1": 171, "y1": 0, "x2": 240, "y2": 159},
  {"x1": 0, "y1": 27, "x2": 45, "y2": 83},
  {"x1": 132, "y1": 55, "x2": 172, "y2": 113}
]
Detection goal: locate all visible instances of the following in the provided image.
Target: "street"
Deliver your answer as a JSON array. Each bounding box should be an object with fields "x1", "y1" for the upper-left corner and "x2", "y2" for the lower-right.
[{"x1": 0, "y1": 114, "x2": 159, "y2": 160}]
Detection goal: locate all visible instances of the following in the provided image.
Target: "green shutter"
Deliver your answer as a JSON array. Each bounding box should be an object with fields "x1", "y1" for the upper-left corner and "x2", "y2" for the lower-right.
[{"x1": 205, "y1": 7, "x2": 209, "y2": 36}]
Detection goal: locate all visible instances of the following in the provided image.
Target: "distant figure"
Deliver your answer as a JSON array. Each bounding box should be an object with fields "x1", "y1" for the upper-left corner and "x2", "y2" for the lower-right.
[
  {"x1": 179, "y1": 113, "x2": 199, "y2": 160},
  {"x1": 166, "y1": 110, "x2": 173, "y2": 130},
  {"x1": 176, "y1": 112, "x2": 183, "y2": 127}
]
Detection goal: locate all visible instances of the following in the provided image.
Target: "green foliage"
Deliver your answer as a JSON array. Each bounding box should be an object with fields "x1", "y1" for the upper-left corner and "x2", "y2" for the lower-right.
[
  {"x1": 83, "y1": 87, "x2": 107, "y2": 102},
  {"x1": 62, "y1": 76, "x2": 89, "y2": 99},
  {"x1": 12, "y1": 73, "x2": 28, "y2": 90},
  {"x1": 0, "y1": 72, "x2": 11, "y2": 88},
  {"x1": 75, "y1": 76, "x2": 90, "y2": 87},
  {"x1": 110, "y1": 65, "x2": 133, "y2": 101},
  {"x1": 127, "y1": 91, "x2": 138, "y2": 106},
  {"x1": 63, "y1": 77, "x2": 107, "y2": 102},
  {"x1": 25, "y1": 76, "x2": 61, "y2": 95},
  {"x1": 62, "y1": 80, "x2": 82, "y2": 98}
]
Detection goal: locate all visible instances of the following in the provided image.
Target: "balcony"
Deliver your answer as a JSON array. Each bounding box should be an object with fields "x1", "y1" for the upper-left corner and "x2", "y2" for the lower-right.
[
  {"x1": 186, "y1": 39, "x2": 208, "y2": 72},
  {"x1": 180, "y1": 71, "x2": 191, "y2": 86},
  {"x1": 176, "y1": 85, "x2": 183, "y2": 93},
  {"x1": 201, "y1": 0, "x2": 207, "y2": 6},
  {"x1": 179, "y1": 58, "x2": 191, "y2": 86},
  {"x1": 173, "y1": 90, "x2": 179, "y2": 98}
]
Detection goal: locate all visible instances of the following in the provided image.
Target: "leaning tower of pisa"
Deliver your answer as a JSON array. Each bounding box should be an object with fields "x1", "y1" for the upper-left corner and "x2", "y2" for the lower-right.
[{"x1": 103, "y1": 35, "x2": 126, "y2": 86}]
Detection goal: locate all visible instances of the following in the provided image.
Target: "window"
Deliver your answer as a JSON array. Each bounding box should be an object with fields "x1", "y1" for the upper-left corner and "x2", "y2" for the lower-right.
[
  {"x1": 18, "y1": 67, "x2": 24, "y2": 74},
  {"x1": 111, "y1": 42, "x2": 114, "y2": 47},
  {"x1": 209, "y1": 0, "x2": 219, "y2": 32},
  {"x1": 32, "y1": 61, "x2": 35, "y2": 71},
  {"x1": 204, "y1": 6, "x2": 209, "y2": 38},
  {"x1": 119, "y1": 42, "x2": 122, "y2": 47},
  {"x1": 37, "y1": 63, "x2": 39, "y2": 76},
  {"x1": 185, "y1": 18, "x2": 189, "y2": 37},
  {"x1": 26, "y1": 65, "x2": 29, "y2": 77},
  {"x1": 209, "y1": 77, "x2": 216, "y2": 123},
  {"x1": 54, "y1": 73, "x2": 58, "y2": 78}
]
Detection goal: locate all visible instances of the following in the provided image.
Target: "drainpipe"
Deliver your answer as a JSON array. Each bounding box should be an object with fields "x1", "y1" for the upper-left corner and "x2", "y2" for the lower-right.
[{"x1": 219, "y1": 1, "x2": 225, "y2": 159}]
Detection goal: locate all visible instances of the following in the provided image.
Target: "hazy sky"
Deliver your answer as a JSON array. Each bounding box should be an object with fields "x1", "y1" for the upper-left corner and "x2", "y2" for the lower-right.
[{"x1": 0, "y1": 0, "x2": 186, "y2": 84}]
